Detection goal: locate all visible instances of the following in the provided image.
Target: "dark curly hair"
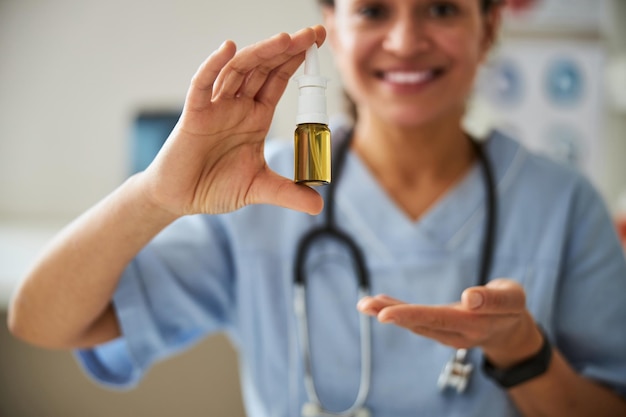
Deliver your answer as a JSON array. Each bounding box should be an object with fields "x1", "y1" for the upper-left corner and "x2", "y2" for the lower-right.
[{"x1": 317, "y1": 0, "x2": 503, "y2": 13}]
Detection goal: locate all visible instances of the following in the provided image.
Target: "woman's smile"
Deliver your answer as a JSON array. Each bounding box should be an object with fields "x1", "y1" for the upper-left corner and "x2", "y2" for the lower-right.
[{"x1": 375, "y1": 67, "x2": 446, "y2": 93}]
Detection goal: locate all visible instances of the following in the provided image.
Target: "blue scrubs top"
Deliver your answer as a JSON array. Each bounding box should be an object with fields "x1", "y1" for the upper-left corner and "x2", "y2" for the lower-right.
[{"x1": 76, "y1": 129, "x2": 626, "y2": 417}]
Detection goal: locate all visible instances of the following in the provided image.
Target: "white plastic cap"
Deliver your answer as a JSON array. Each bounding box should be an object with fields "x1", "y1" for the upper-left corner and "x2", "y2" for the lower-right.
[{"x1": 296, "y1": 44, "x2": 328, "y2": 125}]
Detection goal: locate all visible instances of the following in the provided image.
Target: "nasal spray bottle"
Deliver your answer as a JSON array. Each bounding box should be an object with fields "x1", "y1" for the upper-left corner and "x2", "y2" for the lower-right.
[{"x1": 294, "y1": 44, "x2": 331, "y2": 186}]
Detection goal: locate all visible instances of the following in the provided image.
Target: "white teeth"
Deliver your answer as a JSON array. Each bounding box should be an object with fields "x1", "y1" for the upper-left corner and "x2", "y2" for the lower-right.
[{"x1": 385, "y1": 71, "x2": 434, "y2": 84}]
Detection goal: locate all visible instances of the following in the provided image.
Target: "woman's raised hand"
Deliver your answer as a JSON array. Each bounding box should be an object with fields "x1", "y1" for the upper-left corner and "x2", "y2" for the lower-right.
[{"x1": 141, "y1": 26, "x2": 326, "y2": 217}]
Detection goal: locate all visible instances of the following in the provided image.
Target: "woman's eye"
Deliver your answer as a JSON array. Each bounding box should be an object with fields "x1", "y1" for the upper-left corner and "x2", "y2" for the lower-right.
[
  {"x1": 428, "y1": 2, "x2": 460, "y2": 18},
  {"x1": 357, "y1": 4, "x2": 387, "y2": 20}
]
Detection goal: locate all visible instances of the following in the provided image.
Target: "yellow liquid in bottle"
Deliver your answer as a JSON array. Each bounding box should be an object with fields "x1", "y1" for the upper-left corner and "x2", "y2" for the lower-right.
[{"x1": 294, "y1": 123, "x2": 331, "y2": 186}]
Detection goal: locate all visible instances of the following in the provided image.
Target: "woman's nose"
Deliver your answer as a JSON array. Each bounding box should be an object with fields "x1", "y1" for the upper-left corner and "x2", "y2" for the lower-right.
[{"x1": 382, "y1": 18, "x2": 430, "y2": 56}]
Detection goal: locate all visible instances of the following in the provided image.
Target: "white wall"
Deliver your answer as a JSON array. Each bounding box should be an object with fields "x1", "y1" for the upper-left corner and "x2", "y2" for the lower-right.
[{"x1": 0, "y1": 0, "x2": 342, "y2": 220}]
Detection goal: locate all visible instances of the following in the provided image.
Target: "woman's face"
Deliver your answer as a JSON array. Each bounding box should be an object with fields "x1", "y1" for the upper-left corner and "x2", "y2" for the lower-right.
[{"x1": 323, "y1": 0, "x2": 500, "y2": 129}]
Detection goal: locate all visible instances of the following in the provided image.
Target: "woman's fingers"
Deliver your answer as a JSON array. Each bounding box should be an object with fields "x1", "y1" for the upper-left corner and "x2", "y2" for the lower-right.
[
  {"x1": 357, "y1": 294, "x2": 404, "y2": 316},
  {"x1": 215, "y1": 26, "x2": 325, "y2": 100},
  {"x1": 256, "y1": 25, "x2": 327, "y2": 105},
  {"x1": 360, "y1": 301, "x2": 507, "y2": 349},
  {"x1": 186, "y1": 40, "x2": 237, "y2": 112},
  {"x1": 356, "y1": 279, "x2": 527, "y2": 346},
  {"x1": 215, "y1": 32, "x2": 291, "y2": 99},
  {"x1": 356, "y1": 281, "x2": 538, "y2": 359},
  {"x1": 236, "y1": 26, "x2": 322, "y2": 100},
  {"x1": 313, "y1": 24, "x2": 327, "y2": 47},
  {"x1": 377, "y1": 304, "x2": 472, "y2": 328},
  {"x1": 182, "y1": 24, "x2": 326, "y2": 127}
]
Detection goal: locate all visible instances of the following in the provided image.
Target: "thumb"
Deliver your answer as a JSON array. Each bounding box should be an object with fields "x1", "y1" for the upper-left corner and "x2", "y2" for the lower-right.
[
  {"x1": 461, "y1": 278, "x2": 526, "y2": 314},
  {"x1": 249, "y1": 170, "x2": 324, "y2": 215}
]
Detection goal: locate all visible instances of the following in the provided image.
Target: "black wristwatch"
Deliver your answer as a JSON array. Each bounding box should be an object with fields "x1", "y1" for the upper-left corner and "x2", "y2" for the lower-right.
[{"x1": 482, "y1": 326, "x2": 552, "y2": 389}]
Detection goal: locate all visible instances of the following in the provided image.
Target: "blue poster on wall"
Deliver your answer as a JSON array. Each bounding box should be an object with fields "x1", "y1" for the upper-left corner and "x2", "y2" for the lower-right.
[
  {"x1": 544, "y1": 57, "x2": 585, "y2": 107},
  {"x1": 473, "y1": 39, "x2": 605, "y2": 185}
]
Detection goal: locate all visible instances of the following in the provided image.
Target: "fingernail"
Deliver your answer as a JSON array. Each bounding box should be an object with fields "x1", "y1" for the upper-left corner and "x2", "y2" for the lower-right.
[
  {"x1": 356, "y1": 298, "x2": 375, "y2": 315},
  {"x1": 378, "y1": 312, "x2": 395, "y2": 324},
  {"x1": 467, "y1": 292, "x2": 484, "y2": 309}
]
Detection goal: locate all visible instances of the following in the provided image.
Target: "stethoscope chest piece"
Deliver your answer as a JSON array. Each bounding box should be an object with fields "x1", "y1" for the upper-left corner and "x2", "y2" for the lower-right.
[{"x1": 437, "y1": 348, "x2": 473, "y2": 393}]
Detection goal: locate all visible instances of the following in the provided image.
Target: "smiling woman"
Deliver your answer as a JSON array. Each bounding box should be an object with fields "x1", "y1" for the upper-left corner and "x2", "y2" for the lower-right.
[
  {"x1": 318, "y1": 0, "x2": 503, "y2": 215},
  {"x1": 318, "y1": 0, "x2": 504, "y2": 124},
  {"x1": 7, "y1": 1, "x2": 626, "y2": 417}
]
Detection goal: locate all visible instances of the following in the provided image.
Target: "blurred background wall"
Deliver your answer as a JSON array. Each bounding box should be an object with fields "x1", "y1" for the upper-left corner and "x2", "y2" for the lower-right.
[{"x1": 1, "y1": 0, "x2": 625, "y2": 416}]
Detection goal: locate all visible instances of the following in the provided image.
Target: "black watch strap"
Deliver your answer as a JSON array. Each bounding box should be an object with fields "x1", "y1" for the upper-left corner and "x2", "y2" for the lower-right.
[{"x1": 482, "y1": 326, "x2": 552, "y2": 389}]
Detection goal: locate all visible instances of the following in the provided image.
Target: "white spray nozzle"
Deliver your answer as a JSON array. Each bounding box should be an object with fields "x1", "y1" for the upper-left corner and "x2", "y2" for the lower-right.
[
  {"x1": 296, "y1": 44, "x2": 328, "y2": 125},
  {"x1": 304, "y1": 44, "x2": 320, "y2": 76}
]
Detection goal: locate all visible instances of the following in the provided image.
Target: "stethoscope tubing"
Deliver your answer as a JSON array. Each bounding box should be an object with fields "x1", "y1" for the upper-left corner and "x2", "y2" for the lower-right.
[
  {"x1": 472, "y1": 139, "x2": 497, "y2": 287},
  {"x1": 293, "y1": 131, "x2": 497, "y2": 413},
  {"x1": 294, "y1": 283, "x2": 371, "y2": 416}
]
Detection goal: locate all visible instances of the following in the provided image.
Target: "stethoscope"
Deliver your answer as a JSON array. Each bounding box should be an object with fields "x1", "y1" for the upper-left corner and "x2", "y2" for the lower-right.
[{"x1": 293, "y1": 129, "x2": 497, "y2": 417}]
